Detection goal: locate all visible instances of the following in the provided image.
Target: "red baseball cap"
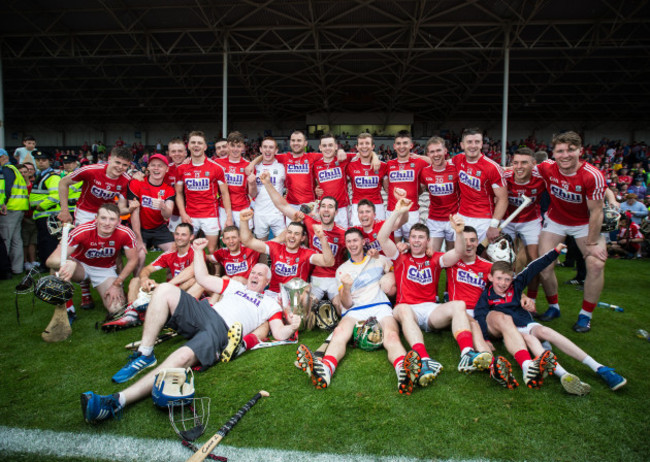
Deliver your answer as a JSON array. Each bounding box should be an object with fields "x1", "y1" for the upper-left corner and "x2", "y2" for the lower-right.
[{"x1": 148, "y1": 153, "x2": 169, "y2": 166}]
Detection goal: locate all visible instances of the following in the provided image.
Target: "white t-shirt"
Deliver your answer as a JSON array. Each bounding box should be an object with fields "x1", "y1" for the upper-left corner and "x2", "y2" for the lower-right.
[
  {"x1": 254, "y1": 160, "x2": 286, "y2": 213},
  {"x1": 213, "y1": 280, "x2": 281, "y2": 335},
  {"x1": 335, "y1": 255, "x2": 392, "y2": 310}
]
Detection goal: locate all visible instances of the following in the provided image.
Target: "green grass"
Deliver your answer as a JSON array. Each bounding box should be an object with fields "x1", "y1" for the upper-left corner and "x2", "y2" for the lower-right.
[{"x1": 1, "y1": 257, "x2": 649, "y2": 461}]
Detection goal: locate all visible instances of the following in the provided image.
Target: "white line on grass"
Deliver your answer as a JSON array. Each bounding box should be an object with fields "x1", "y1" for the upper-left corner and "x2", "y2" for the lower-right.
[{"x1": 0, "y1": 425, "x2": 490, "y2": 462}]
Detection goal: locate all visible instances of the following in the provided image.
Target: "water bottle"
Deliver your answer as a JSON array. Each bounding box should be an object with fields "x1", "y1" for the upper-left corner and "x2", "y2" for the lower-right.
[
  {"x1": 597, "y1": 302, "x2": 624, "y2": 312},
  {"x1": 636, "y1": 329, "x2": 650, "y2": 341}
]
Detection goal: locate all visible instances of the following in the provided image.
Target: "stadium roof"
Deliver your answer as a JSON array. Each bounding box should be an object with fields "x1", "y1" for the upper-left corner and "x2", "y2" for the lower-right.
[{"x1": 1, "y1": 0, "x2": 649, "y2": 127}]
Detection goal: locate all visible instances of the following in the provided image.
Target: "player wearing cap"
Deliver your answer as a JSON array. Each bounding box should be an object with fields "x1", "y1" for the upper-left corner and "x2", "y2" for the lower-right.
[
  {"x1": 163, "y1": 138, "x2": 189, "y2": 233},
  {"x1": 60, "y1": 155, "x2": 83, "y2": 217},
  {"x1": 214, "y1": 131, "x2": 251, "y2": 229},
  {"x1": 175, "y1": 131, "x2": 231, "y2": 255},
  {"x1": 534, "y1": 131, "x2": 608, "y2": 333},
  {"x1": 385, "y1": 130, "x2": 430, "y2": 240},
  {"x1": 451, "y1": 128, "x2": 508, "y2": 243},
  {"x1": 128, "y1": 153, "x2": 176, "y2": 274}
]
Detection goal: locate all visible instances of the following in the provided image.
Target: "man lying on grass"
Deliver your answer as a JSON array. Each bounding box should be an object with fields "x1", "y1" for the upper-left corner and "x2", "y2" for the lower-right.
[
  {"x1": 474, "y1": 243, "x2": 627, "y2": 393},
  {"x1": 81, "y1": 238, "x2": 300, "y2": 423}
]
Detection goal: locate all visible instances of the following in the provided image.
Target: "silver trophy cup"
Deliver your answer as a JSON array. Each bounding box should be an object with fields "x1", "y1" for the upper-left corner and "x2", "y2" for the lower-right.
[{"x1": 280, "y1": 277, "x2": 310, "y2": 331}]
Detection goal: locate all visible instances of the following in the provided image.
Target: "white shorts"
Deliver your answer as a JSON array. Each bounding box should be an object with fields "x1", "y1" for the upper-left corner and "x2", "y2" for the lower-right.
[
  {"x1": 74, "y1": 208, "x2": 97, "y2": 226},
  {"x1": 386, "y1": 210, "x2": 421, "y2": 239},
  {"x1": 503, "y1": 218, "x2": 542, "y2": 246},
  {"x1": 191, "y1": 217, "x2": 220, "y2": 236},
  {"x1": 219, "y1": 208, "x2": 252, "y2": 229},
  {"x1": 342, "y1": 303, "x2": 394, "y2": 323},
  {"x1": 517, "y1": 322, "x2": 543, "y2": 336},
  {"x1": 541, "y1": 216, "x2": 589, "y2": 239},
  {"x1": 409, "y1": 302, "x2": 440, "y2": 332},
  {"x1": 426, "y1": 218, "x2": 456, "y2": 242},
  {"x1": 254, "y1": 212, "x2": 286, "y2": 239},
  {"x1": 459, "y1": 216, "x2": 492, "y2": 243},
  {"x1": 168, "y1": 215, "x2": 182, "y2": 233},
  {"x1": 334, "y1": 206, "x2": 350, "y2": 228},
  {"x1": 78, "y1": 261, "x2": 118, "y2": 287},
  {"x1": 310, "y1": 276, "x2": 339, "y2": 301},
  {"x1": 350, "y1": 203, "x2": 386, "y2": 226}
]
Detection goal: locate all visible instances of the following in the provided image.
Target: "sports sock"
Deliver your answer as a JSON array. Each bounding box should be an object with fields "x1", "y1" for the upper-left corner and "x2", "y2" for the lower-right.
[
  {"x1": 242, "y1": 333, "x2": 259, "y2": 350},
  {"x1": 546, "y1": 294, "x2": 559, "y2": 311},
  {"x1": 580, "y1": 300, "x2": 596, "y2": 317},
  {"x1": 453, "y1": 330, "x2": 473, "y2": 355},
  {"x1": 81, "y1": 280, "x2": 91, "y2": 301},
  {"x1": 138, "y1": 345, "x2": 154, "y2": 357},
  {"x1": 116, "y1": 393, "x2": 126, "y2": 408},
  {"x1": 412, "y1": 343, "x2": 430, "y2": 360},
  {"x1": 393, "y1": 355, "x2": 405, "y2": 375},
  {"x1": 582, "y1": 355, "x2": 604, "y2": 372},
  {"x1": 66, "y1": 299, "x2": 75, "y2": 313},
  {"x1": 526, "y1": 289, "x2": 538, "y2": 300},
  {"x1": 554, "y1": 363, "x2": 567, "y2": 378},
  {"x1": 322, "y1": 355, "x2": 337, "y2": 375},
  {"x1": 514, "y1": 349, "x2": 532, "y2": 370}
]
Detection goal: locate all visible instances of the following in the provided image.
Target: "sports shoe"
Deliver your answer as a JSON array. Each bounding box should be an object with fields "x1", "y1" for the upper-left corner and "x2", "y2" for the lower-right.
[
  {"x1": 81, "y1": 297, "x2": 95, "y2": 310},
  {"x1": 597, "y1": 366, "x2": 627, "y2": 391},
  {"x1": 490, "y1": 356, "x2": 519, "y2": 389},
  {"x1": 396, "y1": 365, "x2": 414, "y2": 395},
  {"x1": 458, "y1": 349, "x2": 492, "y2": 373},
  {"x1": 538, "y1": 306, "x2": 561, "y2": 322},
  {"x1": 81, "y1": 392, "x2": 123, "y2": 423},
  {"x1": 572, "y1": 314, "x2": 591, "y2": 333},
  {"x1": 296, "y1": 344, "x2": 331, "y2": 389},
  {"x1": 418, "y1": 357, "x2": 443, "y2": 387},
  {"x1": 561, "y1": 373, "x2": 591, "y2": 396},
  {"x1": 565, "y1": 279, "x2": 584, "y2": 286},
  {"x1": 524, "y1": 350, "x2": 557, "y2": 389},
  {"x1": 111, "y1": 351, "x2": 157, "y2": 384},
  {"x1": 101, "y1": 309, "x2": 141, "y2": 332},
  {"x1": 220, "y1": 322, "x2": 244, "y2": 363},
  {"x1": 401, "y1": 350, "x2": 422, "y2": 391}
]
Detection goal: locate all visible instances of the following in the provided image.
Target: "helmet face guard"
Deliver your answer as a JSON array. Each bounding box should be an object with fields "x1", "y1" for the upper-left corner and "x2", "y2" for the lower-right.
[
  {"x1": 34, "y1": 275, "x2": 74, "y2": 305},
  {"x1": 47, "y1": 215, "x2": 64, "y2": 237},
  {"x1": 486, "y1": 234, "x2": 516, "y2": 264},
  {"x1": 314, "y1": 300, "x2": 340, "y2": 331},
  {"x1": 353, "y1": 316, "x2": 384, "y2": 351},
  {"x1": 601, "y1": 204, "x2": 621, "y2": 232},
  {"x1": 152, "y1": 367, "x2": 195, "y2": 408}
]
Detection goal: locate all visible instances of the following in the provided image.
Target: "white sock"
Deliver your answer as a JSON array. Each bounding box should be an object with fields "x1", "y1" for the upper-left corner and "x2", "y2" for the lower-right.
[
  {"x1": 460, "y1": 347, "x2": 472, "y2": 356},
  {"x1": 555, "y1": 363, "x2": 567, "y2": 378},
  {"x1": 116, "y1": 393, "x2": 126, "y2": 408},
  {"x1": 549, "y1": 303, "x2": 560, "y2": 311},
  {"x1": 138, "y1": 345, "x2": 154, "y2": 357},
  {"x1": 582, "y1": 355, "x2": 603, "y2": 372},
  {"x1": 522, "y1": 359, "x2": 532, "y2": 374},
  {"x1": 578, "y1": 309, "x2": 592, "y2": 318},
  {"x1": 394, "y1": 359, "x2": 404, "y2": 376}
]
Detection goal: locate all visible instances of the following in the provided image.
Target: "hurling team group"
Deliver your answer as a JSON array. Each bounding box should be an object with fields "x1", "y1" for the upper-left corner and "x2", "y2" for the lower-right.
[{"x1": 49, "y1": 128, "x2": 626, "y2": 424}]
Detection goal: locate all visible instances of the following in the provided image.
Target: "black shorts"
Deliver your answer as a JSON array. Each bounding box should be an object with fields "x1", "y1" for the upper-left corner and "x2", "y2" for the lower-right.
[
  {"x1": 142, "y1": 224, "x2": 174, "y2": 247},
  {"x1": 167, "y1": 291, "x2": 229, "y2": 368}
]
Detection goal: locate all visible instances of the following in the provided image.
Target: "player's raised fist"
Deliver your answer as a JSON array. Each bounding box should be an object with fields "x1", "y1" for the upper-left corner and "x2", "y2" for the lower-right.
[
  {"x1": 396, "y1": 197, "x2": 412, "y2": 211},
  {"x1": 259, "y1": 171, "x2": 271, "y2": 184},
  {"x1": 312, "y1": 224, "x2": 325, "y2": 239},
  {"x1": 449, "y1": 214, "x2": 465, "y2": 233},
  {"x1": 393, "y1": 187, "x2": 407, "y2": 200},
  {"x1": 192, "y1": 238, "x2": 208, "y2": 251},
  {"x1": 240, "y1": 208, "x2": 254, "y2": 222},
  {"x1": 340, "y1": 273, "x2": 354, "y2": 288}
]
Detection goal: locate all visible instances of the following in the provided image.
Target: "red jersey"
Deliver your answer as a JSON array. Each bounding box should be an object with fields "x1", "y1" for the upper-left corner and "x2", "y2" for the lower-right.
[
  {"x1": 353, "y1": 220, "x2": 392, "y2": 255},
  {"x1": 503, "y1": 170, "x2": 545, "y2": 223},
  {"x1": 386, "y1": 157, "x2": 429, "y2": 212},
  {"x1": 128, "y1": 179, "x2": 175, "y2": 229},
  {"x1": 346, "y1": 159, "x2": 388, "y2": 205},
  {"x1": 276, "y1": 152, "x2": 322, "y2": 204},
  {"x1": 419, "y1": 163, "x2": 460, "y2": 220},
  {"x1": 313, "y1": 157, "x2": 351, "y2": 207},
  {"x1": 617, "y1": 223, "x2": 643, "y2": 252},
  {"x1": 214, "y1": 157, "x2": 251, "y2": 211},
  {"x1": 451, "y1": 154, "x2": 506, "y2": 219},
  {"x1": 176, "y1": 159, "x2": 225, "y2": 218},
  {"x1": 69, "y1": 164, "x2": 130, "y2": 214},
  {"x1": 151, "y1": 247, "x2": 195, "y2": 281},
  {"x1": 392, "y1": 252, "x2": 444, "y2": 304},
  {"x1": 446, "y1": 257, "x2": 492, "y2": 311},
  {"x1": 266, "y1": 241, "x2": 317, "y2": 293},
  {"x1": 303, "y1": 215, "x2": 347, "y2": 278},
  {"x1": 212, "y1": 245, "x2": 260, "y2": 279},
  {"x1": 68, "y1": 222, "x2": 137, "y2": 268},
  {"x1": 536, "y1": 160, "x2": 606, "y2": 226}
]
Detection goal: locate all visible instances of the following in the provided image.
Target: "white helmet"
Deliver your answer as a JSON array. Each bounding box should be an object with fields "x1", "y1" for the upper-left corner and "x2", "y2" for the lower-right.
[
  {"x1": 486, "y1": 234, "x2": 516, "y2": 264},
  {"x1": 152, "y1": 368, "x2": 195, "y2": 408},
  {"x1": 601, "y1": 202, "x2": 621, "y2": 232}
]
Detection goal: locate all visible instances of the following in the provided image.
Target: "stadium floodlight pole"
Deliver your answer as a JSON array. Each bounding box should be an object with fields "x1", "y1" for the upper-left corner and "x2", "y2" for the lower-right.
[
  {"x1": 222, "y1": 35, "x2": 228, "y2": 137},
  {"x1": 501, "y1": 29, "x2": 510, "y2": 167}
]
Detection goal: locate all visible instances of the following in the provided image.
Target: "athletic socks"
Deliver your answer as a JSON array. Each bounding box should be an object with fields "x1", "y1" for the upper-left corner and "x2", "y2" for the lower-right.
[
  {"x1": 138, "y1": 345, "x2": 154, "y2": 357},
  {"x1": 514, "y1": 349, "x2": 532, "y2": 371},
  {"x1": 66, "y1": 299, "x2": 75, "y2": 314},
  {"x1": 116, "y1": 393, "x2": 126, "y2": 408},
  {"x1": 454, "y1": 330, "x2": 473, "y2": 355},
  {"x1": 393, "y1": 356, "x2": 404, "y2": 376},
  {"x1": 546, "y1": 294, "x2": 560, "y2": 312},
  {"x1": 582, "y1": 355, "x2": 604, "y2": 373},
  {"x1": 527, "y1": 289, "x2": 538, "y2": 300},
  {"x1": 322, "y1": 355, "x2": 338, "y2": 375},
  {"x1": 554, "y1": 363, "x2": 568, "y2": 378},
  {"x1": 580, "y1": 300, "x2": 596, "y2": 318},
  {"x1": 242, "y1": 333, "x2": 259, "y2": 351},
  {"x1": 412, "y1": 343, "x2": 430, "y2": 360}
]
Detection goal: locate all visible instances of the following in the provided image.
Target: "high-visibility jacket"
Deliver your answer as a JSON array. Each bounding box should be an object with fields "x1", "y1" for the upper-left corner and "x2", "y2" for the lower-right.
[
  {"x1": 61, "y1": 170, "x2": 83, "y2": 214},
  {"x1": 1, "y1": 164, "x2": 29, "y2": 211},
  {"x1": 29, "y1": 168, "x2": 61, "y2": 220}
]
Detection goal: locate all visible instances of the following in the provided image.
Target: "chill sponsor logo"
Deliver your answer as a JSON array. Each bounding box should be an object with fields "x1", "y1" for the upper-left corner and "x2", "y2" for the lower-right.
[
  {"x1": 427, "y1": 182, "x2": 454, "y2": 196},
  {"x1": 225, "y1": 260, "x2": 249, "y2": 276},
  {"x1": 364, "y1": 238, "x2": 382, "y2": 252},
  {"x1": 234, "y1": 290, "x2": 261, "y2": 307},
  {"x1": 256, "y1": 176, "x2": 277, "y2": 186},
  {"x1": 549, "y1": 185, "x2": 582, "y2": 204},
  {"x1": 85, "y1": 247, "x2": 116, "y2": 259},
  {"x1": 273, "y1": 261, "x2": 298, "y2": 277},
  {"x1": 354, "y1": 176, "x2": 379, "y2": 189},
  {"x1": 312, "y1": 235, "x2": 340, "y2": 256},
  {"x1": 184, "y1": 177, "x2": 210, "y2": 191},
  {"x1": 141, "y1": 195, "x2": 156, "y2": 209},
  {"x1": 90, "y1": 186, "x2": 118, "y2": 200},
  {"x1": 406, "y1": 266, "x2": 433, "y2": 284},
  {"x1": 287, "y1": 163, "x2": 310, "y2": 174},
  {"x1": 508, "y1": 195, "x2": 536, "y2": 207},
  {"x1": 388, "y1": 170, "x2": 414, "y2": 183},
  {"x1": 317, "y1": 168, "x2": 343, "y2": 183},
  {"x1": 225, "y1": 172, "x2": 245, "y2": 186},
  {"x1": 456, "y1": 269, "x2": 485, "y2": 288},
  {"x1": 458, "y1": 171, "x2": 481, "y2": 191}
]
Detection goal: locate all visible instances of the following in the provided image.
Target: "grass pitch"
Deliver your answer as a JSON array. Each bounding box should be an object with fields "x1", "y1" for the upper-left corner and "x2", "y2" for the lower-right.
[{"x1": 0, "y1": 256, "x2": 649, "y2": 461}]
